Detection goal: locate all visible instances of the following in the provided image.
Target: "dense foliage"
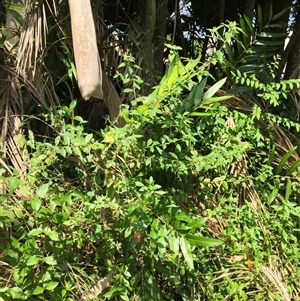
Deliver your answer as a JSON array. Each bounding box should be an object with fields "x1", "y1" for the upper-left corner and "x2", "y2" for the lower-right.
[
  {"x1": 1, "y1": 43, "x2": 300, "y2": 300},
  {"x1": 1, "y1": 1, "x2": 300, "y2": 301}
]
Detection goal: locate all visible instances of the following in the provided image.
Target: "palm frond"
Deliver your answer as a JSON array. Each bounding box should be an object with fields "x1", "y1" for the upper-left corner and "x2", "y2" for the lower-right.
[
  {"x1": 16, "y1": 0, "x2": 47, "y2": 77},
  {"x1": 237, "y1": 6, "x2": 287, "y2": 76},
  {"x1": 261, "y1": 265, "x2": 290, "y2": 301},
  {"x1": 0, "y1": 65, "x2": 27, "y2": 176}
]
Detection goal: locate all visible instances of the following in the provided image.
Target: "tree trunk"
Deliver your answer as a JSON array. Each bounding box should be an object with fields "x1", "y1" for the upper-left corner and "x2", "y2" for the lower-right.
[
  {"x1": 68, "y1": 0, "x2": 103, "y2": 100},
  {"x1": 242, "y1": 0, "x2": 256, "y2": 20},
  {"x1": 284, "y1": 3, "x2": 300, "y2": 79},
  {"x1": 154, "y1": 0, "x2": 168, "y2": 76},
  {"x1": 217, "y1": 0, "x2": 226, "y2": 49},
  {"x1": 140, "y1": 0, "x2": 156, "y2": 96}
]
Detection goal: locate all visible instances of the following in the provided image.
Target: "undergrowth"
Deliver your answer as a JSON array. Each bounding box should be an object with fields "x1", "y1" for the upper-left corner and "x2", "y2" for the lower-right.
[{"x1": 1, "y1": 44, "x2": 300, "y2": 301}]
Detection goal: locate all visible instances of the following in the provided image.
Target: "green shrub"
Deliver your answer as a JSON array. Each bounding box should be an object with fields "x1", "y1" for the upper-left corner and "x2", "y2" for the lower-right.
[{"x1": 1, "y1": 49, "x2": 300, "y2": 301}]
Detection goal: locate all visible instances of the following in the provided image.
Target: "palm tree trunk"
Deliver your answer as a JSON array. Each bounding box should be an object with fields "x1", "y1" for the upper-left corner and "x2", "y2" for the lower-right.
[{"x1": 68, "y1": 0, "x2": 103, "y2": 100}]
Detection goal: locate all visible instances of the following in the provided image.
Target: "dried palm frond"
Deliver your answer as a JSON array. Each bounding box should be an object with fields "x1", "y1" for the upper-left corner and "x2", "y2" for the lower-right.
[
  {"x1": 80, "y1": 270, "x2": 115, "y2": 301},
  {"x1": 102, "y1": 71, "x2": 125, "y2": 127},
  {"x1": 261, "y1": 265, "x2": 290, "y2": 301},
  {"x1": 0, "y1": 64, "x2": 58, "y2": 188},
  {"x1": 0, "y1": 64, "x2": 27, "y2": 177},
  {"x1": 16, "y1": 0, "x2": 48, "y2": 78}
]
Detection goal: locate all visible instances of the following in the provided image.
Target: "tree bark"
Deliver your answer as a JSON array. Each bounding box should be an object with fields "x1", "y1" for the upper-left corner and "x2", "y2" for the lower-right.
[
  {"x1": 154, "y1": 0, "x2": 169, "y2": 76},
  {"x1": 242, "y1": 0, "x2": 256, "y2": 20},
  {"x1": 140, "y1": 0, "x2": 156, "y2": 96},
  {"x1": 217, "y1": 0, "x2": 226, "y2": 49},
  {"x1": 68, "y1": 0, "x2": 103, "y2": 100},
  {"x1": 284, "y1": 3, "x2": 300, "y2": 79}
]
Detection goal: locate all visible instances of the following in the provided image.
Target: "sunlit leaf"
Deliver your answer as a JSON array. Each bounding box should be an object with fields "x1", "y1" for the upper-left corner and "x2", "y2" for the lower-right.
[
  {"x1": 7, "y1": 178, "x2": 21, "y2": 194},
  {"x1": 276, "y1": 147, "x2": 297, "y2": 174},
  {"x1": 32, "y1": 286, "x2": 44, "y2": 295},
  {"x1": 31, "y1": 197, "x2": 41, "y2": 212},
  {"x1": 44, "y1": 281, "x2": 59, "y2": 290},
  {"x1": 186, "y1": 235, "x2": 224, "y2": 247},
  {"x1": 47, "y1": 231, "x2": 60, "y2": 241},
  {"x1": 285, "y1": 178, "x2": 292, "y2": 201},
  {"x1": 27, "y1": 255, "x2": 42, "y2": 266},
  {"x1": 43, "y1": 256, "x2": 57, "y2": 265},
  {"x1": 36, "y1": 183, "x2": 49, "y2": 198},
  {"x1": 28, "y1": 228, "x2": 44, "y2": 237},
  {"x1": 168, "y1": 231, "x2": 179, "y2": 255},
  {"x1": 286, "y1": 158, "x2": 300, "y2": 176},
  {"x1": 203, "y1": 78, "x2": 227, "y2": 100},
  {"x1": 180, "y1": 237, "x2": 194, "y2": 269},
  {"x1": 193, "y1": 78, "x2": 207, "y2": 106}
]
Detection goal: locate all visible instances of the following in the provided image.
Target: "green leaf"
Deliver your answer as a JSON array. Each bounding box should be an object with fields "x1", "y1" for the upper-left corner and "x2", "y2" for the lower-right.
[
  {"x1": 276, "y1": 146, "x2": 297, "y2": 174},
  {"x1": 0, "y1": 25, "x2": 7, "y2": 47},
  {"x1": 47, "y1": 231, "x2": 60, "y2": 241},
  {"x1": 286, "y1": 158, "x2": 300, "y2": 176},
  {"x1": 193, "y1": 78, "x2": 207, "y2": 106},
  {"x1": 268, "y1": 186, "x2": 279, "y2": 204},
  {"x1": 36, "y1": 183, "x2": 49, "y2": 198},
  {"x1": 257, "y1": 4, "x2": 263, "y2": 31},
  {"x1": 31, "y1": 197, "x2": 41, "y2": 212},
  {"x1": 168, "y1": 231, "x2": 179, "y2": 255},
  {"x1": 28, "y1": 228, "x2": 44, "y2": 237},
  {"x1": 255, "y1": 40, "x2": 283, "y2": 46},
  {"x1": 186, "y1": 235, "x2": 224, "y2": 247},
  {"x1": 124, "y1": 227, "x2": 132, "y2": 238},
  {"x1": 271, "y1": 6, "x2": 291, "y2": 21},
  {"x1": 7, "y1": 178, "x2": 21, "y2": 194},
  {"x1": 157, "y1": 225, "x2": 168, "y2": 259},
  {"x1": 32, "y1": 286, "x2": 44, "y2": 295},
  {"x1": 164, "y1": 43, "x2": 182, "y2": 50},
  {"x1": 187, "y1": 218, "x2": 207, "y2": 229},
  {"x1": 257, "y1": 32, "x2": 286, "y2": 38},
  {"x1": 145, "y1": 272, "x2": 163, "y2": 301},
  {"x1": 153, "y1": 262, "x2": 170, "y2": 274},
  {"x1": 285, "y1": 178, "x2": 292, "y2": 201},
  {"x1": 174, "y1": 211, "x2": 189, "y2": 221},
  {"x1": 43, "y1": 256, "x2": 57, "y2": 265},
  {"x1": 189, "y1": 112, "x2": 213, "y2": 117},
  {"x1": 201, "y1": 95, "x2": 231, "y2": 105},
  {"x1": 180, "y1": 237, "x2": 194, "y2": 269},
  {"x1": 69, "y1": 99, "x2": 77, "y2": 111},
  {"x1": 7, "y1": 9, "x2": 24, "y2": 26},
  {"x1": 27, "y1": 255, "x2": 42, "y2": 266},
  {"x1": 44, "y1": 281, "x2": 59, "y2": 290},
  {"x1": 13, "y1": 207, "x2": 24, "y2": 218},
  {"x1": 225, "y1": 42, "x2": 234, "y2": 64},
  {"x1": 203, "y1": 77, "x2": 227, "y2": 100},
  {"x1": 150, "y1": 219, "x2": 160, "y2": 248},
  {"x1": 243, "y1": 14, "x2": 255, "y2": 36}
]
